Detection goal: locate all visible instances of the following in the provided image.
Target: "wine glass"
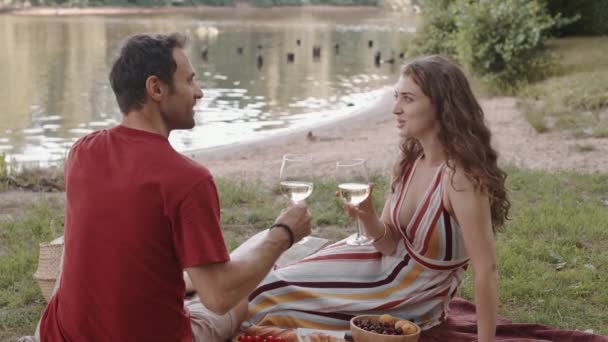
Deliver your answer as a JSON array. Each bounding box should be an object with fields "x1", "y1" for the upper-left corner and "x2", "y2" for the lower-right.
[
  {"x1": 279, "y1": 154, "x2": 314, "y2": 245},
  {"x1": 336, "y1": 158, "x2": 373, "y2": 246},
  {"x1": 279, "y1": 154, "x2": 314, "y2": 203}
]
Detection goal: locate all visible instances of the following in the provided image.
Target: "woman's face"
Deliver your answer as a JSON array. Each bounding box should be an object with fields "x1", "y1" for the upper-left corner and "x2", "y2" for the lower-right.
[{"x1": 393, "y1": 75, "x2": 438, "y2": 139}]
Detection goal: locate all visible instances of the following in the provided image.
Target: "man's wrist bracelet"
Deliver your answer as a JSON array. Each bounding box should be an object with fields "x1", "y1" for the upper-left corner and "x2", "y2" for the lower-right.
[{"x1": 270, "y1": 223, "x2": 294, "y2": 248}]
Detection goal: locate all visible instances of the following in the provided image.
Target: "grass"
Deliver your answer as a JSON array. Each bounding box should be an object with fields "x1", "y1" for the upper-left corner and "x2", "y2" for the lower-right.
[
  {"x1": 0, "y1": 198, "x2": 64, "y2": 341},
  {"x1": 458, "y1": 167, "x2": 608, "y2": 334},
  {"x1": 1, "y1": 168, "x2": 607, "y2": 339},
  {"x1": 518, "y1": 37, "x2": 608, "y2": 136},
  {"x1": 216, "y1": 173, "x2": 390, "y2": 246}
]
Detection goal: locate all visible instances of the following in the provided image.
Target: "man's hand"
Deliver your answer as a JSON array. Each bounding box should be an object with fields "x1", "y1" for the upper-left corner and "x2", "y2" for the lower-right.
[{"x1": 274, "y1": 202, "x2": 312, "y2": 244}]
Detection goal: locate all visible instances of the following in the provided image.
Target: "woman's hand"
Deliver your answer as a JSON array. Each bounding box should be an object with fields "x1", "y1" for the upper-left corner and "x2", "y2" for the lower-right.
[
  {"x1": 338, "y1": 183, "x2": 377, "y2": 222},
  {"x1": 338, "y1": 184, "x2": 400, "y2": 255}
]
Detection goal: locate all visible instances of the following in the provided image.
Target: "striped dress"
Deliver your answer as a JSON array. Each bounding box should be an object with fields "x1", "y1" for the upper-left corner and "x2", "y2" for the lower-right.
[{"x1": 248, "y1": 158, "x2": 469, "y2": 330}]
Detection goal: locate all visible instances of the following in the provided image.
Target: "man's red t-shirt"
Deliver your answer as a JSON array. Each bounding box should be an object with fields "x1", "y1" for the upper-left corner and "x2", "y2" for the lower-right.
[{"x1": 40, "y1": 125, "x2": 229, "y2": 342}]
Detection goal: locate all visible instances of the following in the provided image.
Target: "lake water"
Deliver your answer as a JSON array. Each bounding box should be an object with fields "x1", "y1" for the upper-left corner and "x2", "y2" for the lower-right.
[{"x1": 0, "y1": 8, "x2": 416, "y2": 168}]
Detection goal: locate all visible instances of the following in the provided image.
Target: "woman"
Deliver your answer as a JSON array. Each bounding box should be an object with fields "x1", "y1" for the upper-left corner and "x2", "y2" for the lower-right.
[{"x1": 248, "y1": 55, "x2": 510, "y2": 342}]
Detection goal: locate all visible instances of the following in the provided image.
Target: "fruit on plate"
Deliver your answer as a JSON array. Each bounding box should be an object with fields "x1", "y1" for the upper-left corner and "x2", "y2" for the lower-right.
[
  {"x1": 378, "y1": 314, "x2": 395, "y2": 324},
  {"x1": 353, "y1": 319, "x2": 400, "y2": 335},
  {"x1": 394, "y1": 320, "x2": 417, "y2": 335},
  {"x1": 238, "y1": 325, "x2": 296, "y2": 341},
  {"x1": 236, "y1": 335, "x2": 286, "y2": 342}
]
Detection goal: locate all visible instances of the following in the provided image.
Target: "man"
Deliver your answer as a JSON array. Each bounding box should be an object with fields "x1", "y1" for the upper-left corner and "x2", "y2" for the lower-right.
[{"x1": 38, "y1": 33, "x2": 312, "y2": 342}]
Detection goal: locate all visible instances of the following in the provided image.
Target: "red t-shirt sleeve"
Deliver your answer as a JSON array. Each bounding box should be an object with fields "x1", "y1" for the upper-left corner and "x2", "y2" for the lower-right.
[{"x1": 173, "y1": 176, "x2": 229, "y2": 268}]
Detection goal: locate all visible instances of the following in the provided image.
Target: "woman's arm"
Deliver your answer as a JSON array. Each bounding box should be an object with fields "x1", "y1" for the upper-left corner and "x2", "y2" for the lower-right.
[
  {"x1": 364, "y1": 200, "x2": 400, "y2": 255},
  {"x1": 447, "y1": 169, "x2": 498, "y2": 342}
]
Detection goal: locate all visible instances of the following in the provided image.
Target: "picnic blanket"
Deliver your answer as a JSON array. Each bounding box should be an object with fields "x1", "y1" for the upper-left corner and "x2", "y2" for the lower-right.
[
  {"x1": 240, "y1": 235, "x2": 607, "y2": 342},
  {"x1": 421, "y1": 297, "x2": 607, "y2": 342},
  {"x1": 239, "y1": 297, "x2": 607, "y2": 342}
]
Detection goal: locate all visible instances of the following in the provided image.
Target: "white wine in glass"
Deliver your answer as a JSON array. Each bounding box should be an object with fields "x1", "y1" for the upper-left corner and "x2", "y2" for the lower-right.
[
  {"x1": 279, "y1": 154, "x2": 313, "y2": 245},
  {"x1": 279, "y1": 154, "x2": 314, "y2": 203},
  {"x1": 280, "y1": 180, "x2": 313, "y2": 203},
  {"x1": 336, "y1": 159, "x2": 373, "y2": 246},
  {"x1": 337, "y1": 183, "x2": 371, "y2": 205}
]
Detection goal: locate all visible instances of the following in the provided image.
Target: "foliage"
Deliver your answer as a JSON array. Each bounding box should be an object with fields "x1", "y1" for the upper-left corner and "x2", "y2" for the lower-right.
[
  {"x1": 0, "y1": 153, "x2": 8, "y2": 191},
  {"x1": 545, "y1": 0, "x2": 608, "y2": 36},
  {"x1": 517, "y1": 37, "x2": 608, "y2": 136},
  {"x1": 410, "y1": 0, "x2": 458, "y2": 57},
  {"x1": 454, "y1": 0, "x2": 567, "y2": 90},
  {"x1": 413, "y1": 0, "x2": 573, "y2": 91}
]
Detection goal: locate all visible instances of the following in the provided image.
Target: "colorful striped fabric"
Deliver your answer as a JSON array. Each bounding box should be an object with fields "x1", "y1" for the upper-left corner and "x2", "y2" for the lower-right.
[{"x1": 248, "y1": 157, "x2": 470, "y2": 331}]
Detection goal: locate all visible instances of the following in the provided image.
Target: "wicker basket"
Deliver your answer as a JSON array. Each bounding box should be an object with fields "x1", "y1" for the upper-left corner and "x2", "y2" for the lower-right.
[{"x1": 33, "y1": 237, "x2": 63, "y2": 302}]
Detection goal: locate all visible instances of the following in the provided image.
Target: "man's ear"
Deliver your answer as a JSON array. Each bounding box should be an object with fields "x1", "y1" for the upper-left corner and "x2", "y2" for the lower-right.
[{"x1": 145, "y1": 75, "x2": 165, "y2": 102}]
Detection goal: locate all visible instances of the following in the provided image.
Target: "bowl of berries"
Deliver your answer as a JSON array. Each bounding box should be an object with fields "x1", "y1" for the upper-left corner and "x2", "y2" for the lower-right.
[{"x1": 350, "y1": 314, "x2": 420, "y2": 342}]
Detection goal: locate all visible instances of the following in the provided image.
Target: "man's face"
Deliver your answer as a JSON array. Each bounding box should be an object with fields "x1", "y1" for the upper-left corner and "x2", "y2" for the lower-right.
[{"x1": 159, "y1": 48, "x2": 203, "y2": 131}]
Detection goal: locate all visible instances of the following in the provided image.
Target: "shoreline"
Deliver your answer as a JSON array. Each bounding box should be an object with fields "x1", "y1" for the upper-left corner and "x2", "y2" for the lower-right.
[
  {"x1": 188, "y1": 87, "x2": 394, "y2": 159},
  {"x1": 2, "y1": 88, "x2": 607, "y2": 183},
  {"x1": 3, "y1": 4, "x2": 385, "y2": 16},
  {"x1": 194, "y1": 92, "x2": 608, "y2": 181},
  {"x1": 193, "y1": 86, "x2": 399, "y2": 182}
]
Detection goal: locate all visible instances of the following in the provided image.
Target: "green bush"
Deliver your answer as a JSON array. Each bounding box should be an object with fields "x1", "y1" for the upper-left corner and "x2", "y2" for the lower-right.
[
  {"x1": 546, "y1": 0, "x2": 608, "y2": 35},
  {"x1": 193, "y1": 0, "x2": 235, "y2": 5},
  {"x1": 411, "y1": 0, "x2": 458, "y2": 57},
  {"x1": 250, "y1": 0, "x2": 275, "y2": 6},
  {"x1": 413, "y1": 0, "x2": 572, "y2": 91},
  {"x1": 0, "y1": 154, "x2": 6, "y2": 179},
  {"x1": 455, "y1": 0, "x2": 568, "y2": 90}
]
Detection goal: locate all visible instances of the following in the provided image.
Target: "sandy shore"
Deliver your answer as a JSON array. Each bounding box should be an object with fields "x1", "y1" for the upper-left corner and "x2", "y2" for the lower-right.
[
  {"x1": 1, "y1": 87, "x2": 606, "y2": 241},
  {"x1": 193, "y1": 87, "x2": 608, "y2": 182},
  {"x1": 193, "y1": 88, "x2": 400, "y2": 182}
]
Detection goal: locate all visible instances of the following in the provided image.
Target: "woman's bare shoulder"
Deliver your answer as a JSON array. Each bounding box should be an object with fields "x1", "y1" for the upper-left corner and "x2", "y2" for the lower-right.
[{"x1": 444, "y1": 163, "x2": 477, "y2": 193}]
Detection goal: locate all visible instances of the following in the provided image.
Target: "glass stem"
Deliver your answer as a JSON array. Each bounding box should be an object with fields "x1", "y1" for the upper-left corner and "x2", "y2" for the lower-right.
[{"x1": 357, "y1": 219, "x2": 365, "y2": 239}]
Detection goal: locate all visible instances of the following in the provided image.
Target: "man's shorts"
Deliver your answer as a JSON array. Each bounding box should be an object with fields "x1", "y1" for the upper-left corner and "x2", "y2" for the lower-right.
[{"x1": 186, "y1": 295, "x2": 239, "y2": 342}]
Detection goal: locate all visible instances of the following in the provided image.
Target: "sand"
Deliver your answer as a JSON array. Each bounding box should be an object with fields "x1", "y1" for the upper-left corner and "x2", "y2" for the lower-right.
[
  {"x1": 1, "y1": 87, "x2": 606, "y2": 223},
  {"x1": 193, "y1": 87, "x2": 608, "y2": 183}
]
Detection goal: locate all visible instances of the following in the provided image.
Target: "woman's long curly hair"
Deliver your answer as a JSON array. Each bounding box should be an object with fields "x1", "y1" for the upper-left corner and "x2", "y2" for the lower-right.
[{"x1": 392, "y1": 55, "x2": 510, "y2": 232}]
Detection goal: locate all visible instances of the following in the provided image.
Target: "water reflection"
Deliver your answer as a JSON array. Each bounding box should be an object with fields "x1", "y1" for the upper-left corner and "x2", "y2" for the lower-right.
[{"x1": 0, "y1": 9, "x2": 415, "y2": 168}]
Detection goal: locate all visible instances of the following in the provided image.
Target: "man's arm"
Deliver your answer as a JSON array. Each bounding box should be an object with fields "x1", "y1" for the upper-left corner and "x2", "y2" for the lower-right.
[
  {"x1": 183, "y1": 270, "x2": 195, "y2": 295},
  {"x1": 186, "y1": 203, "x2": 311, "y2": 315},
  {"x1": 186, "y1": 227, "x2": 291, "y2": 314}
]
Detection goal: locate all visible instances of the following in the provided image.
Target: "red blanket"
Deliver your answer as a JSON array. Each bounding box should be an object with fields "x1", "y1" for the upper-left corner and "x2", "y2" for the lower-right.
[
  {"x1": 236, "y1": 297, "x2": 606, "y2": 342},
  {"x1": 421, "y1": 298, "x2": 608, "y2": 342}
]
